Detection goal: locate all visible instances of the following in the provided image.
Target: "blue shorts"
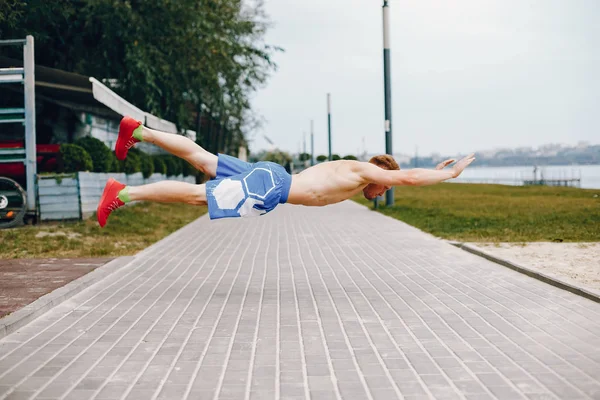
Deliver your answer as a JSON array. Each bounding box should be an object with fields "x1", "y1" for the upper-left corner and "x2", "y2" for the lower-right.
[{"x1": 205, "y1": 154, "x2": 292, "y2": 219}]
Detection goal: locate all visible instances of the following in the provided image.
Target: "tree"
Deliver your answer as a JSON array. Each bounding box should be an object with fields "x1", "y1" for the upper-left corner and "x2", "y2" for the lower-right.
[
  {"x1": 0, "y1": 0, "x2": 281, "y2": 142},
  {"x1": 316, "y1": 155, "x2": 328, "y2": 162},
  {"x1": 262, "y1": 150, "x2": 292, "y2": 167},
  {"x1": 299, "y1": 153, "x2": 310, "y2": 162}
]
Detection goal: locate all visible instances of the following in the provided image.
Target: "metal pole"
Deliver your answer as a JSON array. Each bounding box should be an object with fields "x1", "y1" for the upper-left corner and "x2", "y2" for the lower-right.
[
  {"x1": 303, "y1": 131, "x2": 306, "y2": 155},
  {"x1": 310, "y1": 120, "x2": 314, "y2": 166},
  {"x1": 382, "y1": 1, "x2": 394, "y2": 206},
  {"x1": 327, "y1": 93, "x2": 332, "y2": 161},
  {"x1": 23, "y1": 35, "x2": 37, "y2": 214}
]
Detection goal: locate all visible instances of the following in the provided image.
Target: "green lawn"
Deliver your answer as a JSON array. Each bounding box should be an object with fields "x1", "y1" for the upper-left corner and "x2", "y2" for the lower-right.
[
  {"x1": 352, "y1": 183, "x2": 600, "y2": 242},
  {"x1": 1, "y1": 202, "x2": 207, "y2": 259}
]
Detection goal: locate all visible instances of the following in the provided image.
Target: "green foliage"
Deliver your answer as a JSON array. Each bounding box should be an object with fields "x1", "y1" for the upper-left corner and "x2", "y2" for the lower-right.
[
  {"x1": 152, "y1": 156, "x2": 167, "y2": 175},
  {"x1": 123, "y1": 151, "x2": 141, "y2": 175},
  {"x1": 353, "y1": 183, "x2": 600, "y2": 242},
  {"x1": 139, "y1": 154, "x2": 154, "y2": 179},
  {"x1": 343, "y1": 155, "x2": 358, "y2": 160},
  {"x1": 299, "y1": 153, "x2": 310, "y2": 162},
  {"x1": 1, "y1": 0, "x2": 281, "y2": 143},
  {"x1": 181, "y1": 160, "x2": 197, "y2": 177},
  {"x1": 128, "y1": 148, "x2": 154, "y2": 178},
  {"x1": 0, "y1": 201, "x2": 207, "y2": 259},
  {"x1": 261, "y1": 150, "x2": 292, "y2": 167},
  {"x1": 59, "y1": 144, "x2": 93, "y2": 173},
  {"x1": 331, "y1": 154, "x2": 341, "y2": 161},
  {"x1": 107, "y1": 152, "x2": 120, "y2": 172},
  {"x1": 316, "y1": 155, "x2": 328, "y2": 162},
  {"x1": 160, "y1": 155, "x2": 182, "y2": 177},
  {"x1": 0, "y1": 0, "x2": 24, "y2": 32},
  {"x1": 74, "y1": 136, "x2": 111, "y2": 172}
]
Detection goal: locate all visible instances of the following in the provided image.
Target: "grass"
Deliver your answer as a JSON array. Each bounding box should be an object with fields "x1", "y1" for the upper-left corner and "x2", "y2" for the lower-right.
[
  {"x1": 0, "y1": 202, "x2": 207, "y2": 259},
  {"x1": 352, "y1": 183, "x2": 600, "y2": 242}
]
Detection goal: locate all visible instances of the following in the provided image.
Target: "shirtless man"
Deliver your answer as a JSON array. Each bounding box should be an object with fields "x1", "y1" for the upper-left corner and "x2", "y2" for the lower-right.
[{"x1": 97, "y1": 116, "x2": 475, "y2": 227}]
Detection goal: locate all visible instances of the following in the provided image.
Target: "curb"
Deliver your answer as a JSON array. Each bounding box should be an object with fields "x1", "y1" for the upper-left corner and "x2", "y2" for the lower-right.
[
  {"x1": 0, "y1": 256, "x2": 135, "y2": 340},
  {"x1": 449, "y1": 241, "x2": 600, "y2": 304}
]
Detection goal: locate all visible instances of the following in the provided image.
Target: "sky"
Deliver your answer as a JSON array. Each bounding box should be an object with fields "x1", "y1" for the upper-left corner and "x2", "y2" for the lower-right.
[{"x1": 248, "y1": 0, "x2": 600, "y2": 158}]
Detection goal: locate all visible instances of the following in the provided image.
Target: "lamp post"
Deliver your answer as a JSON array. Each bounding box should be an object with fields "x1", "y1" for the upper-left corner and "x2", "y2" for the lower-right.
[
  {"x1": 327, "y1": 93, "x2": 332, "y2": 161},
  {"x1": 310, "y1": 120, "x2": 315, "y2": 166},
  {"x1": 382, "y1": 0, "x2": 394, "y2": 206}
]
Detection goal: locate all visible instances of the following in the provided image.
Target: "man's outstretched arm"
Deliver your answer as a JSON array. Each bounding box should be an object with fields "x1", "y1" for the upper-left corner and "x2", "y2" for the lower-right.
[{"x1": 360, "y1": 154, "x2": 475, "y2": 187}]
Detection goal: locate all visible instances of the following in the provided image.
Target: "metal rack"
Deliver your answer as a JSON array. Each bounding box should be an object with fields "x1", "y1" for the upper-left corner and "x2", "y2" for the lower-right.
[{"x1": 0, "y1": 35, "x2": 37, "y2": 219}]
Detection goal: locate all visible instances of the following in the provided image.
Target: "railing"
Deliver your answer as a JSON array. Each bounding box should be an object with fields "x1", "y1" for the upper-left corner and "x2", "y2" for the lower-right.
[{"x1": 0, "y1": 35, "x2": 37, "y2": 217}]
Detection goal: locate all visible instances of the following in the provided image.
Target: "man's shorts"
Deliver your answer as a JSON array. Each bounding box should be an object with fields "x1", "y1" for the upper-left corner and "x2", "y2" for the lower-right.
[{"x1": 205, "y1": 154, "x2": 292, "y2": 220}]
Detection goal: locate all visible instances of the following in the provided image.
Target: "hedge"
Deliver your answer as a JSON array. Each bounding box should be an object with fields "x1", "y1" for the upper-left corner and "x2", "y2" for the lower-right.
[
  {"x1": 59, "y1": 144, "x2": 93, "y2": 173},
  {"x1": 74, "y1": 136, "x2": 111, "y2": 172}
]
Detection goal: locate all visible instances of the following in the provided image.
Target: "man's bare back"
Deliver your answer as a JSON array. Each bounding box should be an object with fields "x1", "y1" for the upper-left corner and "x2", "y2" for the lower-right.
[
  {"x1": 287, "y1": 154, "x2": 475, "y2": 207},
  {"x1": 287, "y1": 160, "x2": 372, "y2": 206}
]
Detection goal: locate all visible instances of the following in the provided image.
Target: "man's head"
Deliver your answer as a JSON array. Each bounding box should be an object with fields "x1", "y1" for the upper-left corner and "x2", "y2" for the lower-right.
[{"x1": 363, "y1": 154, "x2": 400, "y2": 200}]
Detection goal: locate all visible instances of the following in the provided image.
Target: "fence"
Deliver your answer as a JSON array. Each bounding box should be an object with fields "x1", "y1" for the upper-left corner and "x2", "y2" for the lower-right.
[{"x1": 38, "y1": 172, "x2": 196, "y2": 221}]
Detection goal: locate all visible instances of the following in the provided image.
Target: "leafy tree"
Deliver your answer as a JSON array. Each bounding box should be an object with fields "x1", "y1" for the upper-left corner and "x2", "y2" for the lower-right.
[
  {"x1": 1, "y1": 0, "x2": 281, "y2": 147},
  {"x1": 262, "y1": 150, "x2": 292, "y2": 167}
]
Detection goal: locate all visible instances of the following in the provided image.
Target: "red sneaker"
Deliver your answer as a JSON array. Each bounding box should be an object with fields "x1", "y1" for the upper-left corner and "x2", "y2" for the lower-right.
[
  {"x1": 115, "y1": 116, "x2": 142, "y2": 160},
  {"x1": 97, "y1": 178, "x2": 126, "y2": 227}
]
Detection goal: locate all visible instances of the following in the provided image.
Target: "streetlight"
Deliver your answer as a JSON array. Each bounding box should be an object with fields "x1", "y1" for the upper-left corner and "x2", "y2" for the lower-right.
[
  {"x1": 310, "y1": 120, "x2": 315, "y2": 166},
  {"x1": 327, "y1": 93, "x2": 332, "y2": 161},
  {"x1": 382, "y1": 0, "x2": 394, "y2": 206}
]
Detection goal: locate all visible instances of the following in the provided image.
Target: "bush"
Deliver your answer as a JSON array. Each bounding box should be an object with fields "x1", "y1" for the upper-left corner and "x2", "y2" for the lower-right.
[
  {"x1": 299, "y1": 152, "x2": 310, "y2": 162},
  {"x1": 152, "y1": 156, "x2": 167, "y2": 175},
  {"x1": 161, "y1": 155, "x2": 181, "y2": 176},
  {"x1": 74, "y1": 136, "x2": 111, "y2": 172},
  {"x1": 123, "y1": 151, "x2": 141, "y2": 174},
  {"x1": 139, "y1": 154, "x2": 154, "y2": 178},
  {"x1": 181, "y1": 160, "x2": 196, "y2": 177},
  {"x1": 343, "y1": 155, "x2": 358, "y2": 160},
  {"x1": 331, "y1": 154, "x2": 341, "y2": 161},
  {"x1": 107, "y1": 152, "x2": 120, "y2": 172},
  {"x1": 59, "y1": 144, "x2": 93, "y2": 173},
  {"x1": 316, "y1": 155, "x2": 328, "y2": 162}
]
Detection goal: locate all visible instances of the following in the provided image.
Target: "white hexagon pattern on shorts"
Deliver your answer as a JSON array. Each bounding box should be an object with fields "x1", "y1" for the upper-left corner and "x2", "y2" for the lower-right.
[
  {"x1": 212, "y1": 179, "x2": 245, "y2": 210},
  {"x1": 243, "y1": 168, "x2": 275, "y2": 200},
  {"x1": 238, "y1": 197, "x2": 266, "y2": 217}
]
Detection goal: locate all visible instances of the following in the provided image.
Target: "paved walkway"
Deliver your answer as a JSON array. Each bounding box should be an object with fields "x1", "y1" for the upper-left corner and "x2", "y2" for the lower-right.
[{"x1": 0, "y1": 201, "x2": 599, "y2": 400}]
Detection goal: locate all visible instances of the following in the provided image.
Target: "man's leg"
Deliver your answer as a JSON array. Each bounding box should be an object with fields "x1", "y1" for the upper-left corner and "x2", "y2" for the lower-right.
[
  {"x1": 96, "y1": 178, "x2": 206, "y2": 227},
  {"x1": 141, "y1": 126, "x2": 218, "y2": 177},
  {"x1": 127, "y1": 180, "x2": 206, "y2": 205},
  {"x1": 116, "y1": 116, "x2": 218, "y2": 177}
]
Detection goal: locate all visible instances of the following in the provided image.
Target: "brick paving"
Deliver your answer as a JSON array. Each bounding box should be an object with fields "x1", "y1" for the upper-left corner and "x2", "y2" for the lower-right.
[
  {"x1": 0, "y1": 201, "x2": 599, "y2": 400},
  {"x1": 0, "y1": 258, "x2": 114, "y2": 318}
]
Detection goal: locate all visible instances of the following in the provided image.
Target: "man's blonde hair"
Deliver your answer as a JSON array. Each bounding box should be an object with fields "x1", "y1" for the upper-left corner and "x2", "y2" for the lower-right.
[{"x1": 369, "y1": 154, "x2": 400, "y2": 170}]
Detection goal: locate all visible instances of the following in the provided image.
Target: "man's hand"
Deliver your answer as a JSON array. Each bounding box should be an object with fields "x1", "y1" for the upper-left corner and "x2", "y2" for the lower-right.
[
  {"x1": 451, "y1": 153, "x2": 476, "y2": 178},
  {"x1": 435, "y1": 159, "x2": 455, "y2": 170}
]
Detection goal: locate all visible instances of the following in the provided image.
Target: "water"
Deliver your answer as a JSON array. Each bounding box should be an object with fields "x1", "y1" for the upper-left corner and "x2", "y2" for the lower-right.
[{"x1": 452, "y1": 164, "x2": 600, "y2": 189}]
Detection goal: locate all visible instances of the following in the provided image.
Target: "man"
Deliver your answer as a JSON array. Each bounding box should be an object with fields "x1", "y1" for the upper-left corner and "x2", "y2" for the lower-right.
[{"x1": 97, "y1": 116, "x2": 475, "y2": 227}]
